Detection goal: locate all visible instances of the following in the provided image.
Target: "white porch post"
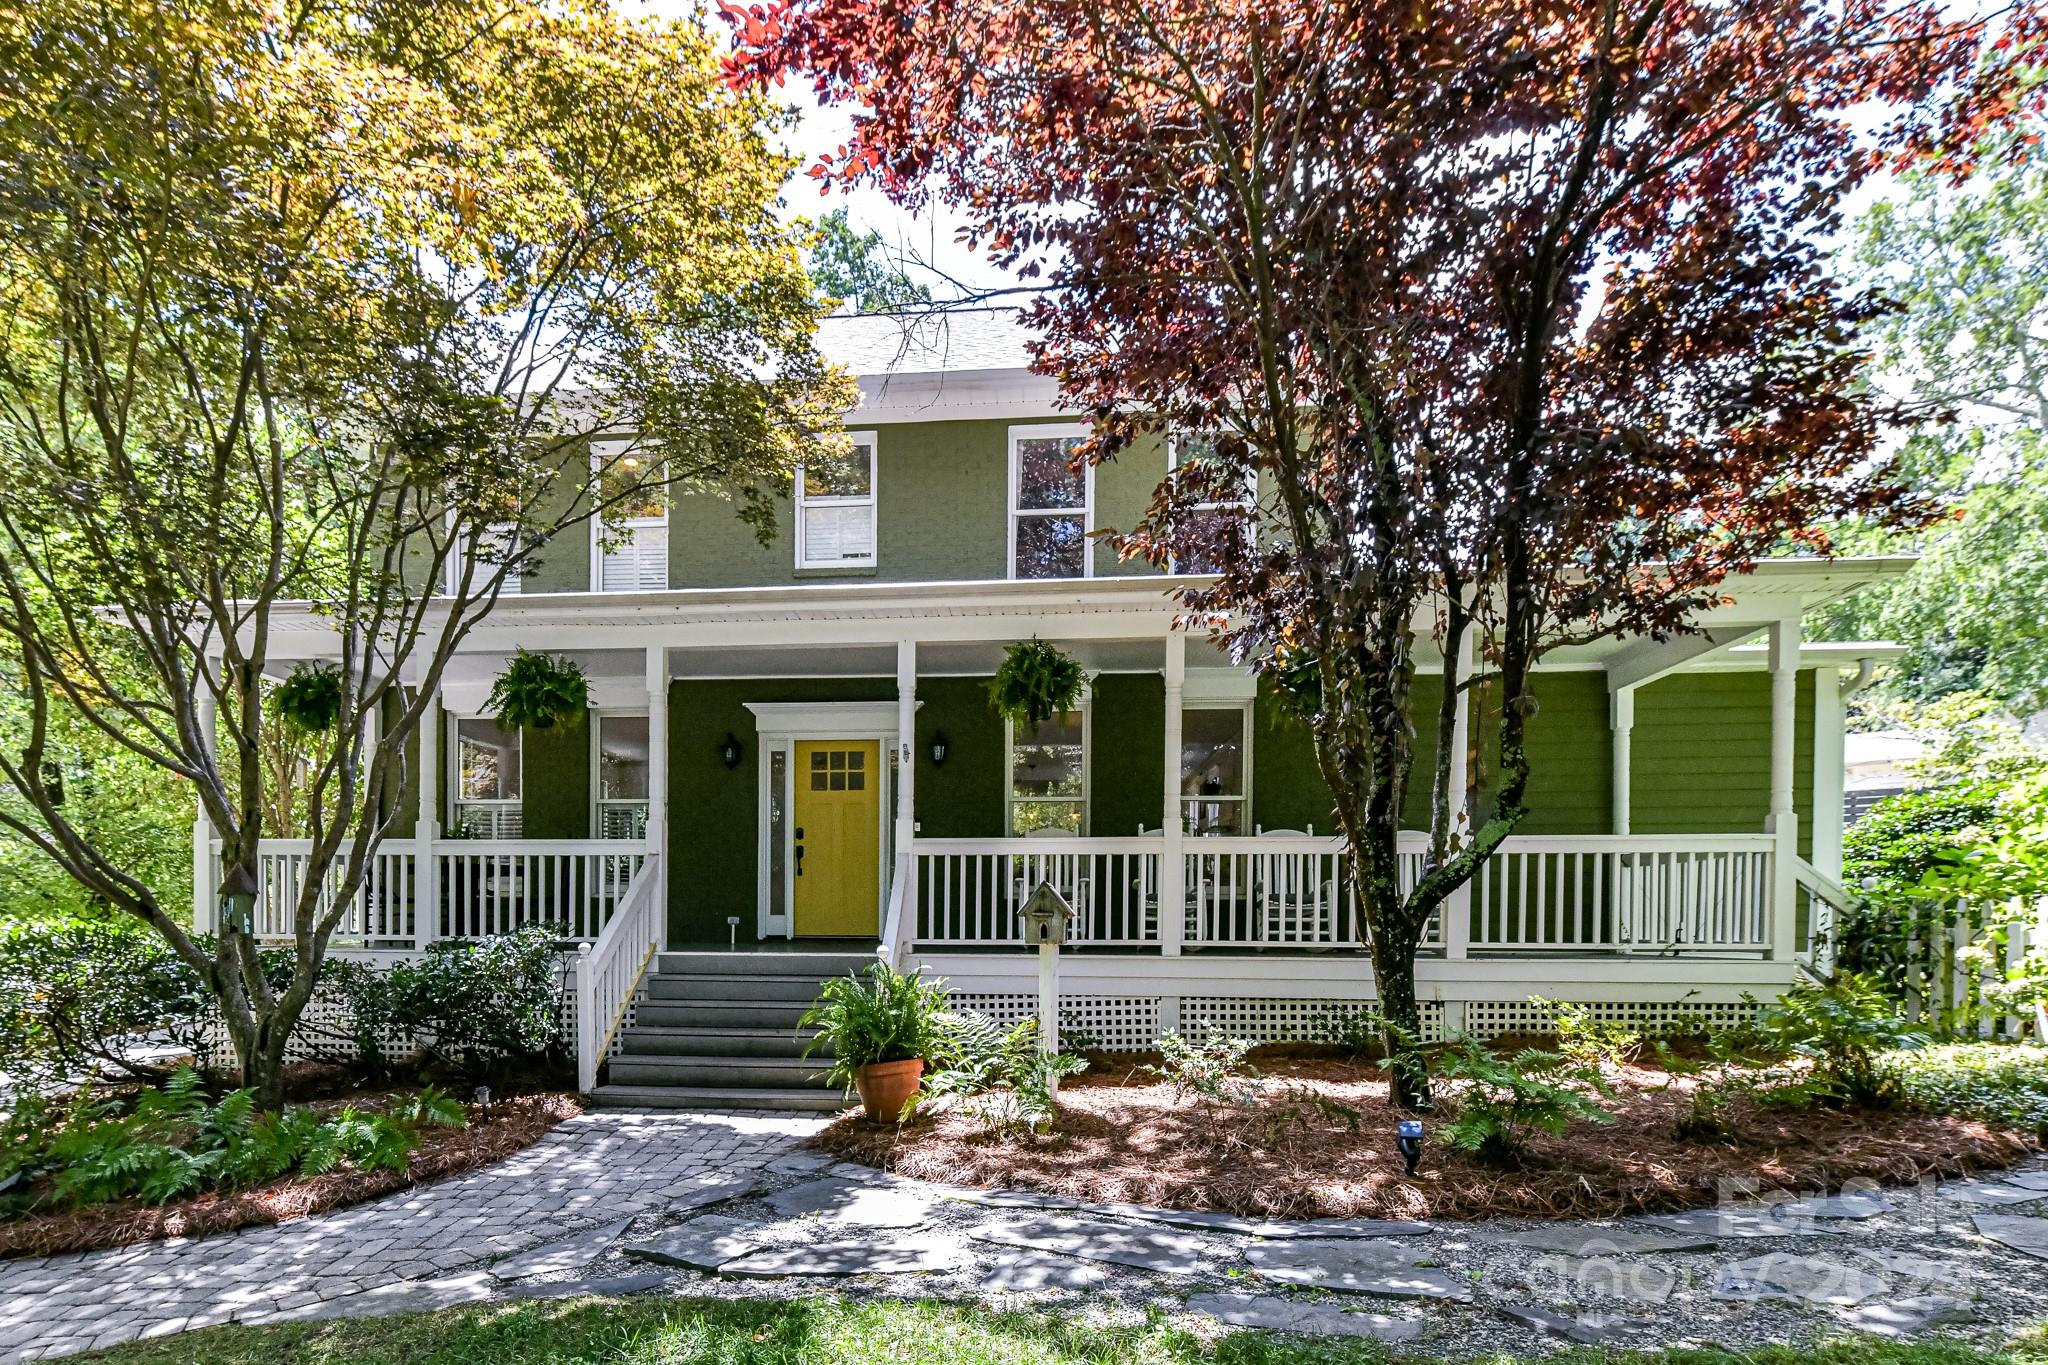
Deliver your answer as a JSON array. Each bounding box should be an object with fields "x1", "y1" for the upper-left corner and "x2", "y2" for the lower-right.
[
  {"x1": 192, "y1": 686, "x2": 218, "y2": 933},
  {"x1": 1609, "y1": 688, "x2": 1635, "y2": 836},
  {"x1": 416, "y1": 681, "x2": 440, "y2": 949},
  {"x1": 1768, "y1": 616, "x2": 1801, "y2": 960},
  {"x1": 646, "y1": 646, "x2": 669, "y2": 858},
  {"x1": 1811, "y1": 664, "x2": 1846, "y2": 880},
  {"x1": 895, "y1": 638, "x2": 917, "y2": 930},
  {"x1": 1159, "y1": 630, "x2": 1186, "y2": 958},
  {"x1": 1441, "y1": 631, "x2": 1473, "y2": 963}
]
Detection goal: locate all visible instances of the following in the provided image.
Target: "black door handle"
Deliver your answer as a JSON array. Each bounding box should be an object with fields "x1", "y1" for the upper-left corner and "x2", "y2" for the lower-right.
[{"x1": 795, "y1": 831, "x2": 805, "y2": 877}]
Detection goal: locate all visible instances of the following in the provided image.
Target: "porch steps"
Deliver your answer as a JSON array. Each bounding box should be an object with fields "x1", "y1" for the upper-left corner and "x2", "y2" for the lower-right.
[{"x1": 588, "y1": 948, "x2": 874, "y2": 1114}]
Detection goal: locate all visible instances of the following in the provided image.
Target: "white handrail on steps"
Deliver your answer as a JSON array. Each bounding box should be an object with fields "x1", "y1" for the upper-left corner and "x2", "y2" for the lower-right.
[
  {"x1": 878, "y1": 849, "x2": 913, "y2": 970},
  {"x1": 575, "y1": 854, "x2": 665, "y2": 1093}
]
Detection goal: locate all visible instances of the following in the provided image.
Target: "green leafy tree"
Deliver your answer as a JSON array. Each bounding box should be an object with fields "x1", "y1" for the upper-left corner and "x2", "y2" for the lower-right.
[
  {"x1": 0, "y1": 0, "x2": 852, "y2": 1108},
  {"x1": 1815, "y1": 129, "x2": 2048, "y2": 708},
  {"x1": 806, "y1": 207, "x2": 932, "y2": 312}
]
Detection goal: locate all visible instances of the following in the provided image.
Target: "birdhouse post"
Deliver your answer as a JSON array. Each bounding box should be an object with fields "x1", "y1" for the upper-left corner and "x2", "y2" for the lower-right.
[{"x1": 1017, "y1": 880, "x2": 1075, "y2": 1086}]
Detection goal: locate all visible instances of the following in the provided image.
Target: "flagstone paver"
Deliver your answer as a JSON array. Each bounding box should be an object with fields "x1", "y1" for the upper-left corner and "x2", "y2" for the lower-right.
[
  {"x1": 1939, "y1": 1179, "x2": 2048, "y2": 1207},
  {"x1": 1244, "y1": 1238, "x2": 1475, "y2": 1301},
  {"x1": 1713, "y1": 1253, "x2": 1889, "y2": 1306},
  {"x1": 1188, "y1": 1291, "x2": 1424, "y2": 1341},
  {"x1": 0, "y1": 1108, "x2": 820, "y2": 1363}
]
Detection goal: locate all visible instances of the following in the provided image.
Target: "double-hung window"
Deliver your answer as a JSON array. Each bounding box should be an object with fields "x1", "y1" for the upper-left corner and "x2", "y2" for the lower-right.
[
  {"x1": 451, "y1": 716, "x2": 522, "y2": 839},
  {"x1": 1008, "y1": 707, "x2": 1088, "y2": 834},
  {"x1": 795, "y1": 431, "x2": 878, "y2": 569},
  {"x1": 1008, "y1": 424, "x2": 1092, "y2": 580},
  {"x1": 594, "y1": 713, "x2": 651, "y2": 840},
  {"x1": 592, "y1": 439, "x2": 668, "y2": 592},
  {"x1": 1169, "y1": 431, "x2": 1255, "y2": 575},
  {"x1": 447, "y1": 518, "x2": 521, "y2": 596},
  {"x1": 1180, "y1": 705, "x2": 1250, "y2": 835}
]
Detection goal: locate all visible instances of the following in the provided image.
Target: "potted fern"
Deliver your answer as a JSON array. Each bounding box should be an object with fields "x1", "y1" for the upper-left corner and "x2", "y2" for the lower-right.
[
  {"x1": 987, "y1": 638, "x2": 1086, "y2": 729},
  {"x1": 273, "y1": 663, "x2": 343, "y2": 734},
  {"x1": 799, "y1": 963, "x2": 948, "y2": 1122},
  {"x1": 487, "y1": 650, "x2": 589, "y2": 730}
]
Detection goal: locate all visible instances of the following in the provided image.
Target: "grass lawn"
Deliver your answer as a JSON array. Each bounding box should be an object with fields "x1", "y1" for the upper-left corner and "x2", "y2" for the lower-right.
[{"x1": 72, "y1": 1297, "x2": 2048, "y2": 1365}]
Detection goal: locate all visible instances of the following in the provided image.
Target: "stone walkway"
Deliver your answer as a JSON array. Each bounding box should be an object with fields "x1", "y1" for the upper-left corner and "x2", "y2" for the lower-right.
[
  {"x1": 0, "y1": 1109, "x2": 823, "y2": 1362},
  {"x1": 5, "y1": 1115, "x2": 2048, "y2": 1361}
]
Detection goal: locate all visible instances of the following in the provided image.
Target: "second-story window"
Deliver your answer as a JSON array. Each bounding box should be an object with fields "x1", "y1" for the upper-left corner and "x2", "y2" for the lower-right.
[
  {"x1": 795, "y1": 431, "x2": 878, "y2": 570},
  {"x1": 448, "y1": 520, "x2": 521, "y2": 596},
  {"x1": 1169, "y1": 432, "x2": 1254, "y2": 575},
  {"x1": 1009, "y1": 423, "x2": 1092, "y2": 579},
  {"x1": 592, "y1": 440, "x2": 668, "y2": 592}
]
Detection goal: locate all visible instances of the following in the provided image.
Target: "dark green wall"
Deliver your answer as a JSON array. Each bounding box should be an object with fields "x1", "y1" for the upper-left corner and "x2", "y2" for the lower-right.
[
  {"x1": 912, "y1": 676, "x2": 1006, "y2": 840},
  {"x1": 1091, "y1": 673, "x2": 1167, "y2": 835},
  {"x1": 522, "y1": 717, "x2": 591, "y2": 839},
  {"x1": 667, "y1": 677, "x2": 896, "y2": 944}
]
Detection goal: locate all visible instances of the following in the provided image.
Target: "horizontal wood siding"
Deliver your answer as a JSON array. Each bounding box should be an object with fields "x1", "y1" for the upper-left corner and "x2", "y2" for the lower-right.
[{"x1": 1632, "y1": 671, "x2": 1814, "y2": 854}]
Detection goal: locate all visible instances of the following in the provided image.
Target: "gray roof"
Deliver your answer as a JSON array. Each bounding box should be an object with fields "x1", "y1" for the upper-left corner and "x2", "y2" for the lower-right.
[{"x1": 815, "y1": 307, "x2": 1037, "y2": 377}]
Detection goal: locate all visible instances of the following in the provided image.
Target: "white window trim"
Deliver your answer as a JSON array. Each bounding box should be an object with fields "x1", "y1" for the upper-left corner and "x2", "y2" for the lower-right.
[
  {"x1": 1007, "y1": 422, "x2": 1095, "y2": 581},
  {"x1": 1168, "y1": 430, "x2": 1256, "y2": 576},
  {"x1": 1180, "y1": 700, "x2": 1254, "y2": 836},
  {"x1": 1005, "y1": 698, "x2": 1092, "y2": 836},
  {"x1": 445, "y1": 515, "x2": 522, "y2": 597},
  {"x1": 589, "y1": 709, "x2": 652, "y2": 841},
  {"x1": 588, "y1": 438, "x2": 669, "y2": 593},
  {"x1": 794, "y1": 429, "x2": 879, "y2": 571},
  {"x1": 448, "y1": 713, "x2": 523, "y2": 838}
]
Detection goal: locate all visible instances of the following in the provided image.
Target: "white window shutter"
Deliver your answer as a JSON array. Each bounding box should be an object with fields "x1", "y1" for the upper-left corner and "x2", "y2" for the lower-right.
[
  {"x1": 600, "y1": 521, "x2": 667, "y2": 591},
  {"x1": 801, "y1": 504, "x2": 874, "y2": 564}
]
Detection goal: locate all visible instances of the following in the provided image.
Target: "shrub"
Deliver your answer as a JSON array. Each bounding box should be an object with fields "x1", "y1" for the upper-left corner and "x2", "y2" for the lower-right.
[
  {"x1": 915, "y1": 1011, "x2": 1087, "y2": 1134},
  {"x1": 1536, "y1": 997, "x2": 1641, "y2": 1071},
  {"x1": 1435, "y1": 1035, "x2": 1613, "y2": 1165},
  {"x1": 1836, "y1": 782, "x2": 2003, "y2": 991},
  {"x1": 798, "y1": 962, "x2": 948, "y2": 1093},
  {"x1": 1309, "y1": 1008, "x2": 1385, "y2": 1059},
  {"x1": 1880, "y1": 1042, "x2": 2048, "y2": 1135},
  {"x1": 1754, "y1": 975, "x2": 1928, "y2": 1107},
  {"x1": 337, "y1": 926, "x2": 569, "y2": 1083},
  {"x1": 1148, "y1": 1023, "x2": 1260, "y2": 1107},
  {"x1": 1, "y1": 1065, "x2": 465, "y2": 1212}
]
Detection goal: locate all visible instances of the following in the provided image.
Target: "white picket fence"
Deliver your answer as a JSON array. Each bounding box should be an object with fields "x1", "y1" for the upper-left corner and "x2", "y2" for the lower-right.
[{"x1": 1895, "y1": 897, "x2": 2048, "y2": 1038}]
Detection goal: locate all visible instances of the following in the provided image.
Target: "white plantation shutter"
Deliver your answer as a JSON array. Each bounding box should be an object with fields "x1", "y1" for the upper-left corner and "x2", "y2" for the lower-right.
[
  {"x1": 799, "y1": 502, "x2": 875, "y2": 564},
  {"x1": 600, "y1": 521, "x2": 668, "y2": 591},
  {"x1": 449, "y1": 522, "x2": 520, "y2": 595}
]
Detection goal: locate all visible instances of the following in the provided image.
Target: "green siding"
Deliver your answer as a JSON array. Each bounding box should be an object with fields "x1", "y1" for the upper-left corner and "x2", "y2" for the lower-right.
[
  {"x1": 1093, "y1": 436, "x2": 1168, "y2": 577},
  {"x1": 1633, "y1": 670, "x2": 1814, "y2": 852},
  {"x1": 913, "y1": 677, "x2": 1007, "y2": 840},
  {"x1": 521, "y1": 716, "x2": 591, "y2": 839},
  {"x1": 1091, "y1": 673, "x2": 1166, "y2": 835}
]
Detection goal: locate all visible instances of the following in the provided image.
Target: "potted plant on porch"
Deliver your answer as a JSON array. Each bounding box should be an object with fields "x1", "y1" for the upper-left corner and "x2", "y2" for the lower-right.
[{"x1": 799, "y1": 962, "x2": 947, "y2": 1121}]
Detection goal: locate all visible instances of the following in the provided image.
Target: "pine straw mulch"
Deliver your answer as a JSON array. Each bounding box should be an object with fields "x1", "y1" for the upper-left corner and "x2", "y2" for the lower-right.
[
  {"x1": 816, "y1": 1051, "x2": 2038, "y2": 1222},
  {"x1": 0, "y1": 1090, "x2": 580, "y2": 1260}
]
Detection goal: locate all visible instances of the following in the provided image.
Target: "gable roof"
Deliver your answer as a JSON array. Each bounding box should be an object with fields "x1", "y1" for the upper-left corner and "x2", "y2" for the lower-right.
[{"x1": 815, "y1": 307, "x2": 1037, "y2": 378}]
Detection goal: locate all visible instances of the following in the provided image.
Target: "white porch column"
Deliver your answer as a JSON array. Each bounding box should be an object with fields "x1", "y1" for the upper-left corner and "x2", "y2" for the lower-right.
[
  {"x1": 1609, "y1": 687, "x2": 1635, "y2": 836},
  {"x1": 895, "y1": 637, "x2": 917, "y2": 872},
  {"x1": 416, "y1": 680, "x2": 440, "y2": 949},
  {"x1": 1441, "y1": 631, "x2": 1473, "y2": 961},
  {"x1": 1811, "y1": 664, "x2": 1846, "y2": 880},
  {"x1": 1768, "y1": 616, "x2": 1801, "y2": 960},
  {"x1": 645, "y1": 646, "x2": 669, "y2": 858},
  {"x1": 192, "y1": 686, "x2": 218, "y2": 933},
  {"x1": 1159, "y1": 630, "x2": 1186, "y2": 957}
]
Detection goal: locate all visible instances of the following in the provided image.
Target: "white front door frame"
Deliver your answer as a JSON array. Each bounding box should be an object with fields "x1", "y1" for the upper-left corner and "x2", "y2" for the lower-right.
[{"x1": 743, "y1": 701, "x2": 916, "y2": 941}]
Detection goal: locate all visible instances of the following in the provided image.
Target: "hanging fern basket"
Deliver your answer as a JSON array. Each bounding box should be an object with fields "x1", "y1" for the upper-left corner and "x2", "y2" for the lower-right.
[
  {"x1": 489, "y1": 649, "x2": 590, "y2": 731},
  {"x1": 987, "y1": 639, "x2": 1086, "y2": 731},
  {"x1": 273, "y1": 663, "x2": 343, "y2": 734}
]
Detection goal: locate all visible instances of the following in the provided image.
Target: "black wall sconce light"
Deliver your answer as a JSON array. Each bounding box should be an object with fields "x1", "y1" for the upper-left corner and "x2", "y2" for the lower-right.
[
  {"x1": 928, "y1": 729, "x2": 949, "y2": 767},
  {"x1": 719, "y1": 732, "x2": 743, "y2": 770}
]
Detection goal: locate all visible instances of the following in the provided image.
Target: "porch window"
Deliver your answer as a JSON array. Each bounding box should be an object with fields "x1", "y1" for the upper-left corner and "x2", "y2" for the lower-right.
[
  {"x1": 1169, "y1": 432, "x2": 1253, "y2": 576},
  {"x1": 451, "y1": 716, "x2": 522, "y2": 839},
  {"x1": 1181, "y1": 706, "x2": 1248, "y2": 835},
  {"x1": 594, "y1": 713, "x2": 650, "y2": 840},
  {"x1": 1009, "y1": 424, "x2": 1092, "y2": 580},
  {"x1": 593, "y1": 441, "x2": 668, "y2": 592},
  {"x1": 796, "y1": 431, "x2": 878, "y2": 569},
  {"x1": 1008, "y1": 708, "x2": 1087, "y2": 834}
]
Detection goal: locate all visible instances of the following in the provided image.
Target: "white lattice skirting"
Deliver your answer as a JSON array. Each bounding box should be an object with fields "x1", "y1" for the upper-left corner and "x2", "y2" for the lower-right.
[{"x1": 945, "y1": 992, "x2": 1754, "y2": 1049}]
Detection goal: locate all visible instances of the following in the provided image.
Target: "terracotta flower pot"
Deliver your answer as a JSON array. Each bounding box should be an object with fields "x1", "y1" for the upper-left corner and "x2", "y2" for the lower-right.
[{"x1": 853, "y1": 1058, "x2": 925, "y2": 1123}]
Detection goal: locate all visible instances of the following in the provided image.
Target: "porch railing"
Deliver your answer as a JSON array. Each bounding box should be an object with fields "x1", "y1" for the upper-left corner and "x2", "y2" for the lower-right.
[
  {"x1": 910, "y1": 831, "x2": 1783, "y2": 957},
  {"x1": 218, "y1": 838, "x2": 646, "y2": 947},
  {"x1": 576, "y1": 853, "x2": 665, "y2": 1092}
]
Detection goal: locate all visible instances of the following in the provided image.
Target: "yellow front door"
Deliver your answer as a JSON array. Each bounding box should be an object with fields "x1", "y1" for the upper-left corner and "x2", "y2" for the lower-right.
[{"x1": 792, "y1": 740, "x2": 882, "y2": 938}]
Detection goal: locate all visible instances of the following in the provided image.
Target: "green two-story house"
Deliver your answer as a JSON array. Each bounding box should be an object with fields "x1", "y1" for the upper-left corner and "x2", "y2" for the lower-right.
[{"x1": 220, "y1": 308, "x2": 1903, "y2": 1108}]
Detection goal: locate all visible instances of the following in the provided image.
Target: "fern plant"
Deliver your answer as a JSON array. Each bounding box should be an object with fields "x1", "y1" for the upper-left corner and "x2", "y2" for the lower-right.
[
  {"x1": 914, "y1": 1011, "x2": 1086, "y2": 1134},
  {"x1": 487, "y1": 649, "x2": 589, "y2": 730},
  {"x1": 987, "y1": 639, "x2": 1086, "y2": 730},
  {"x1": 272, "y1": 663, "x2": 344, "y2": 733},
  {"x1": 1435, "y1": 1035, "x2": 1614, "y2": 1166},
  {"x1": 798, "y1": 963, "x2": 948, "y2": 1093}
]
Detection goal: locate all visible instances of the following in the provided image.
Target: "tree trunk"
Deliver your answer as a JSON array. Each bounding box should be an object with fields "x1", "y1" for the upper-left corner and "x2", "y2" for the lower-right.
[{"x1": 1369, "y1": 919, "x2": 1431, "y2": 1111}]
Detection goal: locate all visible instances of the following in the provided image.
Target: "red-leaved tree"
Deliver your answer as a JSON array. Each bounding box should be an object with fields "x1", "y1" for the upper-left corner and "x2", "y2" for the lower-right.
[{"x1": 728, "y1": 0, "x2": 2042, "y2": 1105}]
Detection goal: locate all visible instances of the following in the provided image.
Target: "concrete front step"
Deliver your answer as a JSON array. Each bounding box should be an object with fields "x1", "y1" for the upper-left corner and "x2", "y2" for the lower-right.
[
  {"x1": 643, "y1": 973, "x2": 832, "y2": 1004},
  {"x1": 618, "y1": 1026, "x2": 823, "y2": 1059},
  {"x1": 654, "y1": 950, "x2": 875, "y2": 978},
  {"x1": 629, "y1": 999, "x2": 812, "y2": 1031},
  {"x1": 607, "y1": 1053, "x2": 833, "y2": 1090},
  {"x1": 587, "y1": 1083, "x2": 848, "y2": 1113}
]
